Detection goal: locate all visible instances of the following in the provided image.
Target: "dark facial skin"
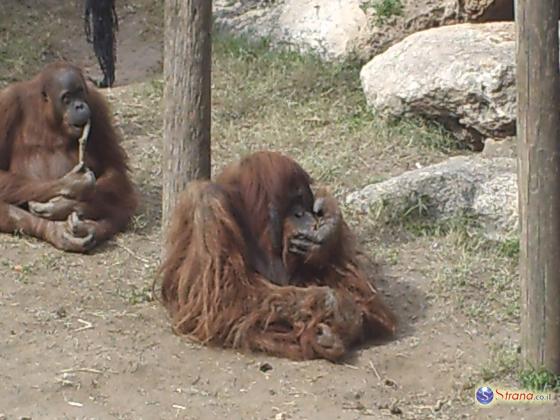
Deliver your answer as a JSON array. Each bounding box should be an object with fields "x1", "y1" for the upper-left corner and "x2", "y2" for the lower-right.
[
  {"x1": 288, "y1": 203, "x2": 316, "y2": 231},
  {"x1": 291, "y1": 184, "x2": 314, "y2": 213},
  {"x1": 286, "y1": 195, "x2": 343, "y2": 268},
  {"x1": 261, "y1": 185, "x2": 315, "y2": 286},
  {"x1": 43, "y1": 69, "x2": 91, "y2": 137},
  {"x1": 268, "y1": 184, "x2": 314, "y2": 257}
]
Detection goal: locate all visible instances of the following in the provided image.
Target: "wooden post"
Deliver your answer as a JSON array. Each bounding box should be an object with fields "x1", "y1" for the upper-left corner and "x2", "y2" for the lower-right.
[
  {"x1": 162, "y1": 0, "x2": 212, "y2": 226},
  {"x1": 516, "y1": 0, "x2": 560, "y2": 374}
]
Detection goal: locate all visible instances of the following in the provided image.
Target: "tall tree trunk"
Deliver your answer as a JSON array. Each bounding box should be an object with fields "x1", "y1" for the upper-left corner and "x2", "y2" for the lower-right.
[
  {"x1": 162, "y1": 0, "x2": 212, "y2": 227},
  {"x1": 516, "y1": 0, "x2": 560, "y2": 374}
]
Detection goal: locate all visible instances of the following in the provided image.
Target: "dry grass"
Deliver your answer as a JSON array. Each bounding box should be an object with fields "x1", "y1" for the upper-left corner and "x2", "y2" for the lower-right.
[
  {"x1": 0, "y1": 0, "x2": 80, "y2": 85},
  {"x1": 108, "y1": 34, "x2": 467, "y2": 200}
]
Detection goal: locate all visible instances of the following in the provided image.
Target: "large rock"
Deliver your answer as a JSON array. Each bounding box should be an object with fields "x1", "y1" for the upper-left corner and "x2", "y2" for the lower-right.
[
  {"x1": 482, "y1": 137, "x2": 516, "y2": 158},
  {"x1": 214, "y1": 1, "x2": 513, "y2": 62},
  {"x1": 357, "y1": 0, "x2": 513, "y2": 61},
  {"x1": 346, "y1": 156, "x2": 518, "y2": 240},
  {"x1": 361, "y1": 22, "x2": 516, "y2": 149},
  {"x1": 214, "y1": 0, "x2": 368, "y2": 61}
]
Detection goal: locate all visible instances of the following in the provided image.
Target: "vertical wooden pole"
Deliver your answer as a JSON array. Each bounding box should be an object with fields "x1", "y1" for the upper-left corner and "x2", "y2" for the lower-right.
[
  {"x1": 162, "y1": 0, "x2": 212, "y2": 226},
  {"x1": 516, "y1": 0, "x2": 560, "y2": 374}
]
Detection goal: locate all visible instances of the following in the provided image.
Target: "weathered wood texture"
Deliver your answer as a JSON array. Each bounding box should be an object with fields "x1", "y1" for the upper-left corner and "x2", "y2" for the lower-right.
[
  {"x1": 162, "y1": 0, "x2": 212, "y2": 226},
  {"x1": 516, "y1": 0, "x2": 560, "y2": 373}
]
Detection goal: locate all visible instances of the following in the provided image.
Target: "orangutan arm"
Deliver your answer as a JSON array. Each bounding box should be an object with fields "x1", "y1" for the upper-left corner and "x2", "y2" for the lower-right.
[
  {"x1": 60, "y1": 166, "x2": 137, "y2": 244},
  {"x1": 0, "y1": 203, "x2": 95, "y2": 252},
  {"x1": 29, "y1": 165, "x2": 137, "y2": 244}
]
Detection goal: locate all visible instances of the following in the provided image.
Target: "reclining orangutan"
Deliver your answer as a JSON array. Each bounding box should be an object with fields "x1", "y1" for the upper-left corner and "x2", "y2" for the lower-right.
[
  {"x1": 157, "y1": 151, "x2": 396, "y2": 361},
  {"x1": 0, "y1": 61, "x2": 137, "y2": 252}
]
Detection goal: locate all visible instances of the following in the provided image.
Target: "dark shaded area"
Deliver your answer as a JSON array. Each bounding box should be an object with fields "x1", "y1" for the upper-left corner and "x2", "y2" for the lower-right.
[{"x1": 477, "y1": 0, "x2": 514, "y2": 22}]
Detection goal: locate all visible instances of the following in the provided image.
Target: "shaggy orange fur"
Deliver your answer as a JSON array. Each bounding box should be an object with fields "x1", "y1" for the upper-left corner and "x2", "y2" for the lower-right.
[{"x1": 157, "y1": 152, "x2": 396, "y2": 361}]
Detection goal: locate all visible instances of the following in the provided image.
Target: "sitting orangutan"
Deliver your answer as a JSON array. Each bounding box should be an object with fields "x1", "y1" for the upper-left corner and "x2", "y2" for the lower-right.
[
  {"x1": 0, "y1": 61, "x2": 137, "y2": 252},
  {"x1": 157, "y1": 151, "x2": 396, "y2": 361}
]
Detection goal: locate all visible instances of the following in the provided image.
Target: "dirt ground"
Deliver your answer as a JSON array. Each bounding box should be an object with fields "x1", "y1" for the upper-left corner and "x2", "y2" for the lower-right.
[{"x1": 0, "y1": 1, "x2": 558, "y2": 419}]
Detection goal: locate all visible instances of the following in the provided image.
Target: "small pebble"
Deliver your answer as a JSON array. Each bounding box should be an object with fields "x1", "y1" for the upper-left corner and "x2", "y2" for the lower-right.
[{"x1": 259, "y1": 362, "x2": 273, "y2": 372}]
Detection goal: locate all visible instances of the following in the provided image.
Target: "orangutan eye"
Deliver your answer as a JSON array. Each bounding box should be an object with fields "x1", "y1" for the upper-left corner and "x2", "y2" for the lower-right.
[{"x1": 61, "y1": 92, "x2": 70, "y2": 105}]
